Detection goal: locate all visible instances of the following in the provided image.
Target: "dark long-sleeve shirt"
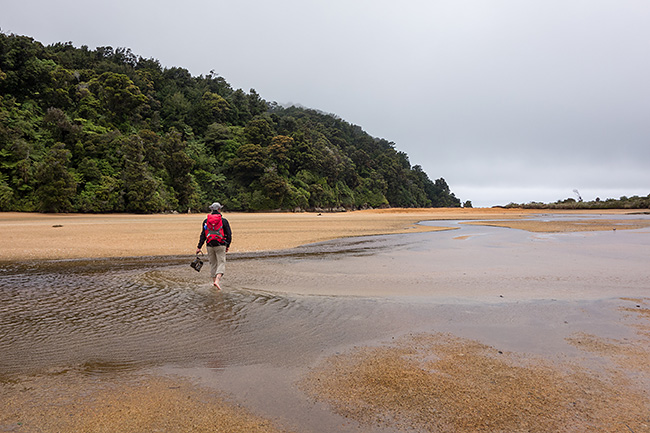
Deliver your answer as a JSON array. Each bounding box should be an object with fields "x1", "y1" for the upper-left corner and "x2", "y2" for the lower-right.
[{"x1": 197, "y1": 212, "x2": 232, "y2": 249}]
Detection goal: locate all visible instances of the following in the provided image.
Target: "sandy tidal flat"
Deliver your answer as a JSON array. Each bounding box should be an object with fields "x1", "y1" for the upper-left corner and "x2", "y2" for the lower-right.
[
  {"x1": 0, "y1": 208, "x2": 643, "y2": 261},
  {"x1": 1, "y1": 208, "x2": 649, "y2": 433}
]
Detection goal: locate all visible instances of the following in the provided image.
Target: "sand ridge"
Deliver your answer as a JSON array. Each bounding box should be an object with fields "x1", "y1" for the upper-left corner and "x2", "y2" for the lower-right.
[
  {"x1": 0, "y1": 208, "x2": 637, "y2": 261},
  {"x1": 1, "y1": 208, "x2": 648, "y2": 432},
  {"x1": 301, "y1": 330, "x2": 650, "y2": 433},
  {"x1": 302, "y1": 298, "x2": 650, "y2": 432},
  {"x1": 463, "y1": 218, "x2": 650, "y2": 233},
  {"x1": 0, "y1": 372, "x2": 296, "y2": 433}
]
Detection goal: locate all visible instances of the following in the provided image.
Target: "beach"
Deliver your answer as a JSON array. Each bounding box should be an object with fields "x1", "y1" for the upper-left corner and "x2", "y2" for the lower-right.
[
  {"x1": 1, "y1": 208, "x2": 649, "y2": 432},
  {"x1": 0, "y1": 208, "x2": 645, "y2": 261}
]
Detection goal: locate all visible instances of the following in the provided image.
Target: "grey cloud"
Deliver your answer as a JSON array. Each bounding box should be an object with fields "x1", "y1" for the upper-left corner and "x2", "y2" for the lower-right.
[{"x1": 2, "y1": 0, "x2": 648, "y2": 206}]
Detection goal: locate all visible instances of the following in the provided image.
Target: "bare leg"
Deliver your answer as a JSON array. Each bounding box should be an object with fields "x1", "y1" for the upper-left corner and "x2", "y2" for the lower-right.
[{"x1": 213, "y1": 273, "x2": 223, "y2": 290}]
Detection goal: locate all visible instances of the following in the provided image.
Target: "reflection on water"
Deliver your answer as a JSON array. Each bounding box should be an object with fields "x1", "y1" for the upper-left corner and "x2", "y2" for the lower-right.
[
  {"x1": 0, "y1": 255, "x2": 427, "y2": 376},
  {"x1": 229, "y1": 216, "x2": 650, "y2": 299},
  {"x1": 1, "y1": 215, "x2": 649, "y2": 378}
]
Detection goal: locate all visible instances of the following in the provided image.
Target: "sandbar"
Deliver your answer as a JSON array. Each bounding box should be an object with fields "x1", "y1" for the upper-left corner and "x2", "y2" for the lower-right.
[
  {"x1": 0, "y1": 208, "x2": 639, "y2": 261},
  {"x1": 1, "y1": 208, "x2": 648, "y2": 432}
]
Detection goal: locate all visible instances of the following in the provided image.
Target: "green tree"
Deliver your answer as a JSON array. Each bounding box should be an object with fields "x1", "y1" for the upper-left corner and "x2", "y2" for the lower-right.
[
  {"x1": 260, "y1": 171, "x2": 291, "y2": 208},
  {"x1": 203, "y1": 122, "x2": 234, "y2": 157},
  {"x1": 0, "y1": 175, "x2": 13, "y2": 210},
  {"x1": 267, "y1": 135, "x2": 293, "y2": 175},
  {"x1": 0, "y1": 33, "x2": 467, "y2": 213},
  {"x1": 34, "y1": 143, "x2": 77, "y2": 212},
  {"x1": 76, "y1": 175, "x2": 121, "y2": 212},
  {"x1": 161, "y1": 131, "x2": 196, "y2": 210},
  {"x1": 244, "y1": 116, "x2": 274, "y2": 146},
  {"x1": 188, "y1": 92, "x2": 231, "y2": 134},
  {"x1": 88, "y1": 72, "x2": 148, "y2": 126},
  {"x1": 229, "y1": 143, "x2": 266, "y2": 182},
  {"x1": 121, "y1": 136, "x2": 171, "y2": 213},
  {"x1": 43, "y1": 107, "x2": 81, "y2": 146}
]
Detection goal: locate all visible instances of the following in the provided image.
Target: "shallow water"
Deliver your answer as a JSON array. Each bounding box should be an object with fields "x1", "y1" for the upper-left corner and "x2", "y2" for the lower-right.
[
  {"x1": 2, "y1": 216, "x2": 647, "y2": 374},
  {"x1": 1, "y1": 215, "x2": 649, "y2": 432},
  {"x1": 230, "y1": 215, "x2": 650, "y2": 300}
]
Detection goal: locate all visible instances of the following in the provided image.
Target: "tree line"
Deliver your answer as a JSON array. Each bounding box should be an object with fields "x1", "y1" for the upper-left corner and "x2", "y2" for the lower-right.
[
  {"x1": 0, "y1": 32, "x2": 460, "y2": 213},
  {"x1": 502, "y1": 195, "x2": 650, "y2": 210}
]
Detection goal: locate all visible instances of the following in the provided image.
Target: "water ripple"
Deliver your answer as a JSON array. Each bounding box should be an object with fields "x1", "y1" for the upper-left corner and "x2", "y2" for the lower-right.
[{"x1": 1, "y1": 257, "x2": 395, "y2": 375}]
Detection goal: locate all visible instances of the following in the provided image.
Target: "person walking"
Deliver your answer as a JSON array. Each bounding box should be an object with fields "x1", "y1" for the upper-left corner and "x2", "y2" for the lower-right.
[{"x1": 196, "y1": 202, "x2": 232, "y2": 290}]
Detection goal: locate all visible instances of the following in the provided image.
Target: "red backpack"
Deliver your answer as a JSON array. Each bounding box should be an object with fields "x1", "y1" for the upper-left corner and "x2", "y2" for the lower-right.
[{"x1": 204, "y1": 214, "x2": 224, "y2": 244}]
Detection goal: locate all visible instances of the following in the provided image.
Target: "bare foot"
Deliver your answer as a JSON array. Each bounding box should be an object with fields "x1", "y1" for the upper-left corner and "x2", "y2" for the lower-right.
[{"x1": 213, "y1": 273, "x2": 223, "y2": 291}]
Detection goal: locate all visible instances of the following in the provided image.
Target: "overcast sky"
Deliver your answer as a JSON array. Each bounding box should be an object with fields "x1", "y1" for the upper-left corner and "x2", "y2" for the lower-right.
[{"x1": 3, "y1": 0, "x2": 649, "y2": 207}]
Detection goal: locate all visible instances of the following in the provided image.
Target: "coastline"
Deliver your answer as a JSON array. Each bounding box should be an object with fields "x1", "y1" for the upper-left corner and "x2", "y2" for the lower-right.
[
  {"x1": 0, "y1": 208, "x2": 643, "y2": 262},
  {"x1": 1, "y1": 208, "x2": 649, "y2": 432}
]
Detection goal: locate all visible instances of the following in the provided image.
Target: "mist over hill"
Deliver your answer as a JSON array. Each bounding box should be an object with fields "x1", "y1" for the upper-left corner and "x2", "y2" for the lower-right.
[{"x1": 0, "y1": 32, "x2": 461, "y2": 213}]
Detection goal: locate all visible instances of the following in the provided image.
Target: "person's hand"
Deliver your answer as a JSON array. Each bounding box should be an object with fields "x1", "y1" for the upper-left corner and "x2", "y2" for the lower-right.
[
  {"x1": 226, "y1": 247, "x2": 229, "y2": 253},
  {"x1": 196, "y1": 248, "x2": 201, "y2": 254}
]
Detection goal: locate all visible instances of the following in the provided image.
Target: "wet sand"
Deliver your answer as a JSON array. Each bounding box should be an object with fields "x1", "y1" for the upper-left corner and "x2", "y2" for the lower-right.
[
  {"x1": 1, "y1": 373, "x2": 294, "y2": 433},
  {"x1": 1, "y1": 208, "x2": 649, "y2": 432},
  {"x1": 463, "y1": 217, "x2": 650, "y2": 233},
  {"x1": 301, "y1": 312, "x2": 650, "y2": 433},
  {"x1": 0, "y1": 208, "x2": 640, "y2": 262}
]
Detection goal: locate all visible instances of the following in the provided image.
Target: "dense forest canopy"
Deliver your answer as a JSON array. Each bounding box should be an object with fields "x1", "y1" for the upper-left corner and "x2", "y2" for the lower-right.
[{"x1": 0, "y1": 32, "x2": 460, "y2": 213}]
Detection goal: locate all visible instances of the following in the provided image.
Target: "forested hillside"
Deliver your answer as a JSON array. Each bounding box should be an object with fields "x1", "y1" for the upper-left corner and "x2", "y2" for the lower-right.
[{"x1": 0, "y1": 33, "x2": 460, "y2": 213}]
